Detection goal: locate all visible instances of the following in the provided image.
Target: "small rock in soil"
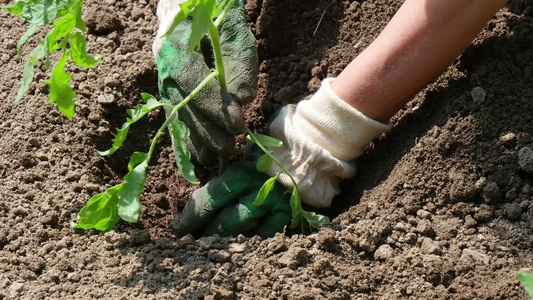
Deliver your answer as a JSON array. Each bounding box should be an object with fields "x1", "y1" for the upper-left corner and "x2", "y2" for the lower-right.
[
  {"x1": 470, "y1": 86, "x2": 487, "y2": 103},
  {"x1": 482, "y1": 182, "x2": 502, "y2": 204},
  {"x1": 97, "y1": 94, "x2": 115, "y2": 105},
  {"x1": 518, "y1": 147, "x2": 533, "y2": 174},
  {"x1": 318, "y1": 227, "x2": 337, "y2": 252},
  {"x1": 267, "y1": 237, "x2": 287, "y2": 253},
  {"x1": 208, "y1": 250, "x2": 231, "y2": 263},
  {"x1": 503, "y1": 203, "x2": 522, "y2": 221},
  {"x1": 474, "y1": 204, "x2": 494, "y2": 222},
  {"x1": 460, "y1": 248, "x2": 490, "y2": 265},
  {"x1": 464, "y1": 215, "x2": 477, "y2": 228},
  {"x1": 274, "y1": 86, "x2": 294, "y2": 104},
  {"x1": 229, "y1": 243, "x2": 246, "y2": 253},
  {"x1": 279, "y1": 247, "x2": 307, "y2": 270},
  {"x1": 420, "y1": 237, "x2": 442, "y2": 255},
  {"x1": 374, "y1": 244, "x2": 394, "y2": 261},
  {"x1": 28, "y1": 138, "x2": 40, "y2": 147},
  {"x1": 84, "y1": 5, "x2": 121, "y2": 34},
  {"x1": 130, "y1": 230, "x2": 151, "y2": 245}
]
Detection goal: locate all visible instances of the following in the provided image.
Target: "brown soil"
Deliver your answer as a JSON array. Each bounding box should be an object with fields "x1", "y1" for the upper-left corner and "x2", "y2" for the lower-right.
[{"x1": 1, "y1": 0, "x2": 533, "y2": 298}]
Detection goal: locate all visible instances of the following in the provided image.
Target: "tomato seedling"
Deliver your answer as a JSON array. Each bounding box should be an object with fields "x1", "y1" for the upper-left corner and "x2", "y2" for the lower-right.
[
  {"x1": 71, "y1": 0, "x2": 330, "y2": 234},
  {"x1": 3, "y1": 0, "x2": 101, "y2": 118}
]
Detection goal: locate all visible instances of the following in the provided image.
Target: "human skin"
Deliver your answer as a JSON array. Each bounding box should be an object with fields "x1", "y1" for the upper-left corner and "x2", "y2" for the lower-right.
[{"x1": 331, "y1": 0, "x2": 510, "y2": 124}]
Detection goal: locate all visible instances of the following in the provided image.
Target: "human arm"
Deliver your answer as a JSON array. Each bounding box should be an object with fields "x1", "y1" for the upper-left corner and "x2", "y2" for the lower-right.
[
  {"x1": 332, "y1": 0, "x2": 509, "y2": 123},
  {"x1": 171, "y1": 0, "x2": 510, "y2": 237}
]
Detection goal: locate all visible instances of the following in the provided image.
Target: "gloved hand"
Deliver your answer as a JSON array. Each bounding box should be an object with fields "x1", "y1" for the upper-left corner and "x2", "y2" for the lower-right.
[
  {"x1": 171, "y1": 160, "x2": 292, "y2": 238},
  {"x1": 152, "y1": 0, "x2": 258, "y2": 166},
  {"x1": 171, "y1": 78, "x2": 391, "y2": 237}
]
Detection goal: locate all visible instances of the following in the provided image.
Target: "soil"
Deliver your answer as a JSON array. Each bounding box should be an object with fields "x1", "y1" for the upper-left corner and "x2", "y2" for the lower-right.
[{"x1": 1, "y1": 0, "x2": 533, "y2": 299}]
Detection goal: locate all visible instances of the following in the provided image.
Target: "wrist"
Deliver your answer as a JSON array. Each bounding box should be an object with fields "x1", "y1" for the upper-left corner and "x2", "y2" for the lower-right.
[{"x1": 294, "y1": 78, "x2": 391, "y2": 162}]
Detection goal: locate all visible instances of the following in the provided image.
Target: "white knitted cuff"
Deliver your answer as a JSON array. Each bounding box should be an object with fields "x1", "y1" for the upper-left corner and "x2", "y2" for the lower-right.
[
  {"x1": 152, "y1": 0, "x2": 187, "y2": 58},
  {"x1": 294, "y1": 78, "x2": 391, "y2": 161}
]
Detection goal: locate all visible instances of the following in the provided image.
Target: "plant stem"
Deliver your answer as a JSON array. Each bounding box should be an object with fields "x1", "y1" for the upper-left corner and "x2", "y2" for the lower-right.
[
  {"x1": 244, "y1": 127, "x2": 300, "y2": 191},
  {"x1": 208, "y1": 20, "x2": 226, "y2": 90},
  {"x1": 146, "y1": 70, "x2": 219, "y2": 162},
  {"x1": 214, "y1": 0, "x2": 237, "y2": 27}
]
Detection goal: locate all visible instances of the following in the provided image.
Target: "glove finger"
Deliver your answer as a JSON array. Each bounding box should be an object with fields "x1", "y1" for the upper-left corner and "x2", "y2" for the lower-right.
[
  {"x1": 251, "y1": 189, "x2": 292, "y2": 238},
  {"x1": 171, "y1": 161, "x2": 268, "y2": 237},
  {"x1": 179, "y1": 104, "x2": 235, "y2": 165},
  {"x1": 218, "y1": 0, "x2": 259, "y2": 105},
  {"x1": 201, "y1": 193, "x2": 263, "y2": 237},
  {"x1": 159, "y1": 22, "x2": 246, "y2": 135},
  {"x1": 202, "y1": 181, "x2": 290, "y2": 237}
]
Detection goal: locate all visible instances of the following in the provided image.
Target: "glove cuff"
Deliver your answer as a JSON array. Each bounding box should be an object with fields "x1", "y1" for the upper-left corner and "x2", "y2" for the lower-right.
[
  {"x1": 294, "y1": 78, "x2": 391, "y2": 162},
  {"x1": 266, "y1": 78, "x2": 391, "y2": 208},
  {"x1": 152, "y1": 0, "x2": 187, "y2": 58}
]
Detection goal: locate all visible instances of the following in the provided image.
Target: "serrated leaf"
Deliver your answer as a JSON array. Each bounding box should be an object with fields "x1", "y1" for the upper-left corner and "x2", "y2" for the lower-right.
[
  {"x1": 5, "y1": 0, "x2": 74, "y2": 26},
  {"x1": 188, "y1": 0, "x2": 216, "y2": 52},
  {"x1": 301, "y1": 210, "x2": 331, "y2": 229},
  {"x1": 253, "y1": 175, "x2": 278, "y2": 207},
  {"x1": 247, "y1": 133, "x2": 283, "y2": 148},
  {"x1": 517, "y1": 273, "x2": 533, "y2": 298},
  {"x1": 126, "y1": 97, "x2": 164, "y2": 119},
  {"x1": 69, "y1": 32, "x2": 101, "y2": 67},
  {"x1": 169, "y1": 116, "x2": 199, "y2": 184},
  {"x1": 117, "y1": 161, "x2": 148, "y2": 222},
  {"x1": 99, "y1": 98, "x2": 165, "y2": 156},
  {"x1": 12, "y1": 42, "x2": 45, "y2": 106},
  {"x1": 46, "y1": 12, "x2": 76, "y2": 50},
  {"x1": 71, "y1": 184, "x2": 122, "y2": 232},
  {"x1": 43, "y1": 50, "x2": 76, "y2": 118},
  {"x1": 16, "y1": 23, "x2": 39, "y2": 57},
  {"x1": 256, "y1": 153, "x2": 273, "y2": 173},
  {"x1": 163, "y1": 0, "x2": 202, "y2": 37},
  {"x1": 98, "y1": 122, "x2": 130, "y2": 156}
]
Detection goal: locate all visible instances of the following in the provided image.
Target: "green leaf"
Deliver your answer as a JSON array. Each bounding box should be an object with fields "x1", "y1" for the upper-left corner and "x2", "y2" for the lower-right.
[
  {"x1": 128, "y1": 152, "x2": 148, "y2": 172},
  {"x1": 98, "y1": 122, "x2": 130, "y2": 156},
  {"x1": 301, "y1": 210, "x2": 331, "y2": 229},
  {"x1": 16, "y1": 23, "x2": 39, "y2": 57},
  {"x1": 71, "y1": 184, "x2": 122, "y2": 232},
  {"x1": 46, "y1": 12, "x2": 76, "y2": 50},
  {"x1": 5, "y1": 0, "x2": 75, "y2": 26},
  {"x1": 69, "y1": 32, "x2": 101, "y2": 67},
  {"x1": 12, "y1": 41, "x2": 45, "y2": 106},
  {"x1": 98, "y1": 97, "x2": 166, "y2": 156},
  {"x1": 43, "y1": 50, "x2": 76, "y2": 118},
  {"x1": 517, "y1": 273, "x2": 533, "y2": 298},
  {"x1": 211, "y1": 0, "x2": 228, "y2": 19},
  {"x1": 256, "y1": 153, "x2": 273, "y2": 173},
  {"x1": 168, "y1": 116, "x2": 199, "y2": 184},
  {"x1": 253, "y1": 175, "x2": 278, "y2": 207},
  {"x1": 2, "y1": 1, "x2": 25, "y2": 15},
  {"x1": 247, "y1": 133, "x2": 283, "y2": 148},
  {"x1": 188, "y1": 0, "x2": 216, "y2": 52},
  {"x1": 163, "y1": 0, "x2": 202, "y2": 37},
  {"x1": 127, "y1": 96, "x2": 164, "y2": 119},
  {"x1": 117, "y1": 161, "x2": 148, "y2": 222},
  {"x1": 289, "y1": 186, "x2": 302, "y2": 229}
]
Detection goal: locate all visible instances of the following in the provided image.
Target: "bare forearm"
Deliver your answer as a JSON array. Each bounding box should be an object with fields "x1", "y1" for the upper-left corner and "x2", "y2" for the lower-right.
[{"x1": 331, "y1": 0, "x2": 509, "y2": 123}]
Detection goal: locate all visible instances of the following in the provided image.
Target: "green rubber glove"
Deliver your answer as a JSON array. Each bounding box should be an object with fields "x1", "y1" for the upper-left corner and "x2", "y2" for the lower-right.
[
  {"x1": 153, "y1": 0, "x2": 258, "y2": 165},
  {"x1": 171, "y1": 161, "x2": 292, "y2": 238}
]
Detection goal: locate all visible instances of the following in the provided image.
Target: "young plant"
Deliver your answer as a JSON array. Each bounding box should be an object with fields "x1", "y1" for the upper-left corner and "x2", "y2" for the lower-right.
[
  {"x1": 3, "y1": 0, "x2": 101, "y2": 118},
  {"x1": 245, "y1": 129, "x2": 330, "y2": 233},
  {"x1": 71, "y1": 0, "x2": 330, "y2": 234}
]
